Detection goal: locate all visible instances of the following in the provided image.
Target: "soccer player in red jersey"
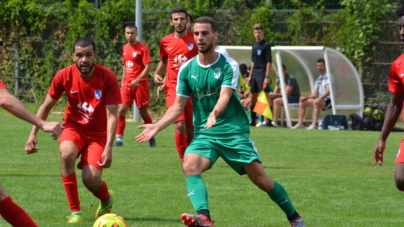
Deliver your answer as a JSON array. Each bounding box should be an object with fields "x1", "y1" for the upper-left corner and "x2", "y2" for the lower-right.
[
  {"x1": 25, "y1": 37, "x2": 121, "y2": 223},
  {"x1": 154, "y1": 7, "x2": 198, "y2": 163},
  {"x1": 0, "y1": 40, "x2": 62, "y2": 227},
  {"x1": 113, "y1": 25, "x2": 156, "y2": 148},
  {"x1": 374, "y1": 6, "x2": 404, "y2": 192}
]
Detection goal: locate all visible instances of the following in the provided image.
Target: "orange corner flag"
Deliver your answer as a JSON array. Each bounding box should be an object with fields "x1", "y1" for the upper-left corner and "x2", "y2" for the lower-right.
[{"x1": 253, "y1": 91, "x2": 273, "y2": 120}]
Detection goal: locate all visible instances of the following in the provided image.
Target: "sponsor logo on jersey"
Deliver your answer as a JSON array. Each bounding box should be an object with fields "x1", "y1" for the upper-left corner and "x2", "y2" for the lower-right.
[
  {"x1": 187, "y1": 44, "x2": 194, "y2": 50},
  {"x1": 78, "y1": 102, "x2": 94, "y2": 114},
  {"x1": 214, "y1": 67, "x2": 221, "y2": 79},
  {"x1": 126, "y1": 60, "x2": 134, "y2": 68},
  {"x1": 257, "y1": 49, "x2": 261, "y2": 56},
  {"x1": 132, "y1": 52, "x2": 137, "y2": 57},
  {"x1": 173, "y1": 54, "x2": 188, "y2": 70},
  {"x1": 95, "y1": 90, "x2": 102, "y2": 100}
]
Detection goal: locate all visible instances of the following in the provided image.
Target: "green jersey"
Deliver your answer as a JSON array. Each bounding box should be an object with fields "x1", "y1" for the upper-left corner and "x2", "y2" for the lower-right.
[{"x1": 177, "y1": 53, "x2": 250, "y2": 138}]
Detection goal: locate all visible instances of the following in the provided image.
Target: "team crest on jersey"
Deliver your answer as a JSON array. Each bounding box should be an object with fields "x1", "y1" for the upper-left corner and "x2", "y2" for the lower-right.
[
  {"x1": 95, "y1": 90, "x2": 102, "y2": 100},
  {"x1": 132, "y1": 52, "x2": 137, "y2": 57},
  {"x1": 214, "y1": 67, "x2": 221, "y2": 79},
  {"x1": 257, "y1": 49, "x2": 262, "y2": 56},
  {"x1": 188, "y1": 44, "x2": 194, "y2": 50}
]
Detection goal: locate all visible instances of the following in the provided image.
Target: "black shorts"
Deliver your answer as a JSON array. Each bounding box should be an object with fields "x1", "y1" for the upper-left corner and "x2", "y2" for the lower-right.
[
  {"x1": 322, "y1": 98, "x2": 332, "y2": 111},
  {"x1": 250, "y1": 76, "x2": 270, "y2": 93}
]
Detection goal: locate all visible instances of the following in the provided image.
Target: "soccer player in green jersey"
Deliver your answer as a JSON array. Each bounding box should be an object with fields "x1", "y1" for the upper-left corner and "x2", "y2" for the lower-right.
[{"x1": 136, "y1": 17, "x2": 305, "y2": 227}]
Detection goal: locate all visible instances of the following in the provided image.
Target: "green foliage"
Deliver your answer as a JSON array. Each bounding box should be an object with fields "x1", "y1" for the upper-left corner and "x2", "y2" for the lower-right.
[{"x1": 0, "y1": 0, "x2": 399, "y2": 107}]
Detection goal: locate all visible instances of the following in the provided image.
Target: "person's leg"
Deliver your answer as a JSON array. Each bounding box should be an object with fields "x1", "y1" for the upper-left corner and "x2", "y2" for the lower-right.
[
  {"x1": 181, "y1": 153, "x2": 213, "y2": 226},
  {"x1": 272, "y1": 98, "x2": 284, "y2": 125},
  {"x1": 184, "y1": 99, "x2": 194, "y2": 145},
  {"x1": 175, "y1": 120, "x2": 188, "y2": 162},
  {"x1": 0, "y1": 185, "x2": 38, "y2": 227},
  {"x1": 114, "y1": 104, "x2": 129, "y2": 146},
  {"x1": 297, "y1": 99, "x2": 314, "y2": 125},
  {"x1": 139, "y1": 106, "x2": 156, "y2": 147},
  {"x1": 244, "y1": 161, "x2": 304, "y2": 224},
  {"x1": 312, "y1": 99, "x2": 325, "y2": 126},
  {"x1": 80, "y1": 141, "x2": 114, "y2": 217},
  {"x1": 60, "y1": 140, "x2": 83, "y2": 223}
]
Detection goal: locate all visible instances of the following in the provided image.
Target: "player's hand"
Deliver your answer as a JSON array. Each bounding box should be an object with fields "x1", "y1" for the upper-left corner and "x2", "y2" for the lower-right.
[
  {"x1": 205, "y1": 110, "x2": 218, "y2": 129},
  {"x1": 25, "y1": 135, "x2": 38, "y2": 155},
  {"x1": 156, "y1": 84, "x2": 165, "y2": 97},
  {"x1": 373, "y1": 140, "x2": 386, "y2": 165},
  {"x1": 129, "y1": 79, "x2": 140, "y2": 88},
  {"x1": 263, "y1": 84, "x2": 267, "y2": 90},
  {"x1": 136, "y1": 124, "x2": 159, "y2": 143},
  {"x1": 240, "y1": 98, "x2": 251, "y2": 108},
  {"x1": 245, "y1": 77, "x2": 250, "y2": 86},
  {"x1": 98, "y1": 149, "x2": 112, "y2": 168},
  {"x1": 154, "y1": 74, "x2": 164, "y2": 85},
  {"x1": 40, "y1": 121, "x2": 62, "y2": 140}
]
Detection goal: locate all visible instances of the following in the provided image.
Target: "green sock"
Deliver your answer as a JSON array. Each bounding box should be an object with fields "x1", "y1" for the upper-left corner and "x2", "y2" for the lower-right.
[
  {"x1": 186, "y1": 175, "x2": 209, "y2": 211},
  {"x1": 268, "y1": 181, "x2": 296, "y2": 217},
  {"x1": 259, "y1": 115, "x2": 264, "y2": 123}
]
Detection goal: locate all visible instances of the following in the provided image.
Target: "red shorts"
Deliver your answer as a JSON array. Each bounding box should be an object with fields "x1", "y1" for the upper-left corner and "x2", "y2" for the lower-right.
[
  {"x1": 166, "y1": 94, "x2": 193, "y2": 125},
  {"x1": 396, "y1": 138, "x2": 404, "y2": 163},
  {"x1": 121, "y1": 81, "x2": 150, "y2": 108},
  {"x1": 59, "y1": 126, "x2": 106, "y2": 172}
]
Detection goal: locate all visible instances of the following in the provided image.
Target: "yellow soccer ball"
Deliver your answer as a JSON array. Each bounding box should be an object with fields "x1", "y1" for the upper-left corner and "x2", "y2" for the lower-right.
[{"x1": 93, "y1": 213, "x2": 128, "y2": 227}]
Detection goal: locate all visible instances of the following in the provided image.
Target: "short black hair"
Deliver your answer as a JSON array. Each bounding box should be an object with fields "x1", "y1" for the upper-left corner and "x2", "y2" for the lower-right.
[
  {"x1": 239, "y1": 63, "x2": 248, "y2": 73},
  {"x1": 317, "y1": 58, "x2": 325, "y2": 64},
  {"x1": 194, "y1": 16, "x2": 217, "y2": 32},
  {"x1": 170, "y1": 7, "x2": 188, "y2": 19},
  {"x1": 187, "y1": 13, "x2": 193, "y2": 23},
  {"x1": 282, "y1": 64, "x2": 286, "y2": 70},
  {"x1": 125, "y1": 25, "x2": 138, "y2": 30},
  {"x1": 73, "y1": 37, "x2": 96, "y2": 53},
  {"x1": 396, "y1": 6, "x2": 404, "y2": 18}
]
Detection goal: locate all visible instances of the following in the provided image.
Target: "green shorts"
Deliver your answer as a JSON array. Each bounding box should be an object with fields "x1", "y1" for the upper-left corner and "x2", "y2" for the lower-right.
[{"x1": 185, "y1": 135, "x2": 262, "y2": 175}]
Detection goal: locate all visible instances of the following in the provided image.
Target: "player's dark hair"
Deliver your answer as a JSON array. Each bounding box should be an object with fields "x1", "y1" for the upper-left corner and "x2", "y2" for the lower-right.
[
  {"x1": 194, "y1": 16, "x2": 217, "y2": 32},
  {"x1": 253, "y1": 24, "x2": 264, "y2": 30},
  {"x1": 73, "y1": 37, "x2": 96, "y2": 53},
  {"x1": 239, "y1": 63, "x2": 248, "y2": 74},
  {"x1": 317, "y1": 58, "x2": 325, "y2": 64},
  {"x1": 125, "y1": 25, "x2": 138, "y2": 31},
  {"x1": 170, "y1": 7, "x2": 188, "y2": 19},
  {"x1": 187, "y1": 13, "x2": 193, "y2": 23},
  {"x1": 282, "y1": 64, "x2": 286, "y2": 70},
  {"x1": 396, "y1": 6, "x2": 404, "y2": 18}
]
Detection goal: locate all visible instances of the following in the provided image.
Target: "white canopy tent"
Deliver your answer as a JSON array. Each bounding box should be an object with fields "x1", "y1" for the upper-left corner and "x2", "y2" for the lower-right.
[{"x1": 222, "y1": 46, "x2": 364, "y2": 128}]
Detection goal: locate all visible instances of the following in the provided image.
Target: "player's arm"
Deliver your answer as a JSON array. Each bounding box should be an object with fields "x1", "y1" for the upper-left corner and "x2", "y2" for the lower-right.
[
  {"x1": 154, "y1": 60, "x2": 167, "y2": 85},
  {"x1": 121, "y1": 65, "x2": 126, "y2": 87},
  {"x1": 0, "y1": 89, "x2": 61, "y2": 137},
  {"x1": 98, "y1": 104, "x2": 118, "y2": 168},
  {"x1": 246, "y1": 62, "x2": 254, "y2": 85},
  {"x1": 136, "y1": 95, "x2": 188, "y2": 142},
  {"x1": 129, "y1": 63, "x2": 151, "y2": 88},
  {"x1": 205, "y1": 87, "x2": 234, "y2": 129},
  {"x1": 25, "y1": 94, "x2": 60, "y2": 154},
  {"x1": 374, "y1": 93, "x2": 404, "y2": 165}
]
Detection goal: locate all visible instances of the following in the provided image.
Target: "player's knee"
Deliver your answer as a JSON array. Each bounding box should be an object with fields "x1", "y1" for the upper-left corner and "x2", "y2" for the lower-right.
[{"x1": 82, "y1": 176, "x2": 100, "y2": 191}]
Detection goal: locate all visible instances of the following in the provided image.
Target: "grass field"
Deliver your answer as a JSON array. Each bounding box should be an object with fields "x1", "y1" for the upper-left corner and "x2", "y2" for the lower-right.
[{"x1": 1, "y1": 111, "x2": 404, "y2": 227}]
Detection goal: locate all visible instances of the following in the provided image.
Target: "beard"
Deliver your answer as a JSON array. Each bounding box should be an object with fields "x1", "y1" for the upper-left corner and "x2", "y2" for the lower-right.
[
  {"x1": 199, "y1": 42, "x2": 214, "y2": 54},
  {"x1": 175, "y1": 26, "x2": 186, "y2": 34},
  {"x1": 76, "y1": 63, "x2": 94, "y2": 75}
]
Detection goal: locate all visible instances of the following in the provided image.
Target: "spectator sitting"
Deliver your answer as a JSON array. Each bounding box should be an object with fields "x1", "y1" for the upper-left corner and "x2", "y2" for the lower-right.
[
  {"x1": 292, "y1": 58, "x2": 331, "y2": 129},
  {"x1": 268, "y1": 64, "x2": 301, "y2": 127}
]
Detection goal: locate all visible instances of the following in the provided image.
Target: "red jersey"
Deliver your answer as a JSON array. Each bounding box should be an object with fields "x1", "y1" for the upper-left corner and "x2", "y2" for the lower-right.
[
  {"x1": 0, "y1": 79, "x2": 7, "y2": 89},
  {"x1": 122, "y1": 41, "x2": 151, "y2": 84},
  {"x1": 388, "y1": 54, "x2": 404, "y2": 121},
  {"x1": 48, "y1": 64, "x2": 121, "y2": 135},
  {"x1": 159, "y1": 30, "x2": 198, "y2": 95}
]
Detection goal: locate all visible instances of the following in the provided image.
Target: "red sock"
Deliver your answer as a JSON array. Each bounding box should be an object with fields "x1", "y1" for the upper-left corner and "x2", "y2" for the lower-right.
[
  {"x1": 175, "y1": 132, "x2": 188, "y2": 162},
  {"x1": 62, "y1": 172, "x2": 80, "y2": 212},
  {"x1": 92, "y1": 181, "x2": 110, "y2": 203},
  {"x1": 0, "y1": 196, "x2": 38, "y2": 227},
  {"x1": 116, "y1": 115, "x2": 126, "y2": 136},
  {"x1": 143, "y1": 115, "x2": 152, "y2": 124}
]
